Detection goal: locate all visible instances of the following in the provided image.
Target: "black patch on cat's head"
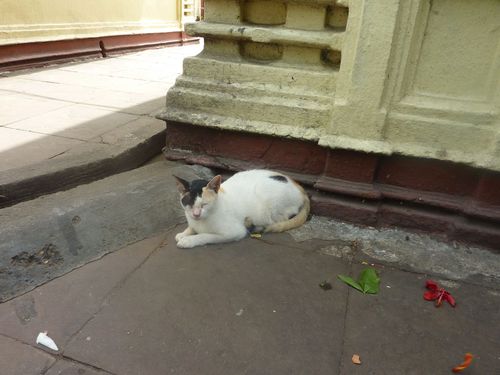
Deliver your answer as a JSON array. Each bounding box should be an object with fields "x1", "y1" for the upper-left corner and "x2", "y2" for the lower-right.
[
  {"x1": 270, "y1": 175, "x2": 287, "y2": 183},
  {"x1": 181, "y1": 179, "x2": 208, "y2": 207}
]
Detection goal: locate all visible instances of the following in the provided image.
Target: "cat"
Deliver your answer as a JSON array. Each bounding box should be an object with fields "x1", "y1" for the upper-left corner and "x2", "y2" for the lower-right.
[{"x1": 173, "y1": 169, "x2": 310, "y2": 248}]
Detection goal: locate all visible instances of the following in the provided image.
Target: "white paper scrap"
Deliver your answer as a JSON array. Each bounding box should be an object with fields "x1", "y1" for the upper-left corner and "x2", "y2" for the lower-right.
[{"x1": 36, "y1": 332, "x2": 59, "y2": 351}]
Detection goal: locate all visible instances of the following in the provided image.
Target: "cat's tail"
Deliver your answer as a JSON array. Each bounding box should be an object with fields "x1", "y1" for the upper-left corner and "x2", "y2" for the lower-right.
[{"x1": 264, "y1": 191, "x2": 310, "y2": 233}]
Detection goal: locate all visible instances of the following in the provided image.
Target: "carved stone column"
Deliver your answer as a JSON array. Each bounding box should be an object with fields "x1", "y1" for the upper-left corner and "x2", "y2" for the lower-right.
[{"x1": 160, "y1": 0, "x2": 348, "y2": 140}]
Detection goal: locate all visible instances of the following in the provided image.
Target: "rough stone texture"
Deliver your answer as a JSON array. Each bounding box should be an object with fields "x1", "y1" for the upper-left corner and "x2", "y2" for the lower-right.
[
  {"x1": 64, "y1": 229, "x2": 349, "y2": 375},
  {"x1": 289, "y1": 216, "x2": 500, "y2": 287},
  {"x1": 0, "y1": 161, "x2": 213, "y2": 301},
  {"x1": 45, "y1": 359, "x2": 112, "y2": 375},
  {"x1": 0, "y1": 221, "x2": 498, "y2": 374},
  {"x1": 0, "y1": 235, "x2": 164, "y2": 350},
  {"x1": 339, "y1": 265, "x2": 500, "y2": 375}
]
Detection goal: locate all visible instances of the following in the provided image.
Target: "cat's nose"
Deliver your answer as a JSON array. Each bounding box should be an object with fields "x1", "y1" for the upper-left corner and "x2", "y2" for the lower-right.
[{"x1": 192, "y1": 208, "x2": 201, "y2": 218}]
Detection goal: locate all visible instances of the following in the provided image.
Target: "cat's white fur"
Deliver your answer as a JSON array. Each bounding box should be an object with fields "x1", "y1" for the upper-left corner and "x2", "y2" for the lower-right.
[{"x1": 174, "y1": 169, "x2": 309, "y2": 248}]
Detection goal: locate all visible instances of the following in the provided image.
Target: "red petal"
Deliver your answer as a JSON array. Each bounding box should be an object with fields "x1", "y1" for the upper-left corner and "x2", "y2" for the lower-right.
[
  {"x1": 425, "y1": 280, "x2": 438, "y2": 291},
  {"x1": 423, "y1": 291, "x2": 438, "y2": 301},
  {"x1": 445, "y1": 293, "x2": 456, "y2": 307}
]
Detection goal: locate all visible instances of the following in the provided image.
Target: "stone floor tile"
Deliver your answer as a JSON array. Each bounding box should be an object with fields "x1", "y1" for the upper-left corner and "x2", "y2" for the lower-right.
[
  {"x1": 129, "y1": 80, "x2": 175, "y2": 95},
  {"x1": 0, "y1": 77, "x2": 100, "y2": 104},
  {"x1": 7, "y1": 103, "x2": 138, "y2": 141},
  {"x1": 0, "y1": 91, "x2": 69, "y2": 126},
  {"x1": 339, "y1": 264, "x2": 500, "y2": 375},
  {"x1": 87, "y1": 92, "x2": 165, "y2": 115},
  {"x1": 0, "y1": 235, "x2": 165, "y2": 351},
  {"x1": 63, "y1": 230, "x2": 350, "y2": 375},
  {"x1": 45, "y1": 359, "x2": 112, "y2": 375},
  {"x1": 91, "y1": 116, "x2": 165, "y2": 145},
  {"x1": 21, "y1": 69, "x2": 149, "y2": 92},
  {"x1": 0, "y1": 127, "x2": 83, "y2": 172}
]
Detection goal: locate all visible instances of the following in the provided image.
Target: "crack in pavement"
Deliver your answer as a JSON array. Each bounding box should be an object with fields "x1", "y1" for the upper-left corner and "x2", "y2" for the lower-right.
[{"x1": 62, "y1": 231, "x2": 171, "y2": 350}]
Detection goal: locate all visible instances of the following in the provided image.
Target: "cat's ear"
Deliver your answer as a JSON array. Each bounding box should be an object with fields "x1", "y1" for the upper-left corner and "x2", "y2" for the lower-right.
[
  {"x1": 206, "y1": 175, "x2": 222, "y2": 193},
  {"x1": 173, "y1": 175, "x2": 189, "y2": 194}
]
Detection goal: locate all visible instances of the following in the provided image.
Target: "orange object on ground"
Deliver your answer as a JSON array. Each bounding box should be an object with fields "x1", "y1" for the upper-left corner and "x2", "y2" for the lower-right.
[
  {"x1": 452, "y1": 353, "x2": 473, "y2": 373},
  {"x1": 351, "y1": 354, "x2": 361, "y2": 365}
]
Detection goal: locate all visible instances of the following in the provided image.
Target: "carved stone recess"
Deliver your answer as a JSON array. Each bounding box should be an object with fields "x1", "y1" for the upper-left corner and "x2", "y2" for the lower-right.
[{"x1": 159, "y1": 0, "x2": 348, "y2": 140}]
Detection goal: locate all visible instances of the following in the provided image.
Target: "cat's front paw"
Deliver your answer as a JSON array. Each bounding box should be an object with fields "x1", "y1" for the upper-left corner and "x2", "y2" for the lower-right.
[
  {"x1": 176, "y1": 236, "x2": 198, "y2": 249},
  {"x1": 175, "y1": 232, "x2": 186, "y2": 242}
]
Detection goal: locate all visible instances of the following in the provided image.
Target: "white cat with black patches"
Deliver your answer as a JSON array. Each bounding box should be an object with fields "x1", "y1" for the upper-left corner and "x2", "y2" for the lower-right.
[{"x1": 174, "y1": 169, "x2": 310, "y2": 248}]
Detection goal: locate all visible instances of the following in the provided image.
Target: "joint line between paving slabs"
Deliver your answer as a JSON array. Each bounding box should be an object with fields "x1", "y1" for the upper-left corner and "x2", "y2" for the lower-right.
[
  {"x1": 337, "y1": 259, "x2": 354, "y2": 374},
  {"x1": 0, "y1": 227, "x2": 170, "y2": 304},
  {"x1": 0, "y1": 331, "x2": 116, "y2": 375},
  {"x1": 62, "y1": 230, "x2": 172, "y2": 349},
  {"x1": 57, "y1": 354, "x2": 119, "y2": 375}
]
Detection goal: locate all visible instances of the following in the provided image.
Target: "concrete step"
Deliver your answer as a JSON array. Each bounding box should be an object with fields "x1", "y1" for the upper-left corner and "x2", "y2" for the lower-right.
[
  {"x1": 0, "y1": 117, "x2": 166, "y2": 209},
  {"x1": 0, "y1": 160, "x2": 213, "y2": 302}
]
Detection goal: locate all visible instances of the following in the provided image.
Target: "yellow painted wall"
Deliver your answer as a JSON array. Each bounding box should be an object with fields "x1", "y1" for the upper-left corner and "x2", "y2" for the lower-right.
[{"x1": 0, "y1": 0, "x2": 183, "y2": 45}]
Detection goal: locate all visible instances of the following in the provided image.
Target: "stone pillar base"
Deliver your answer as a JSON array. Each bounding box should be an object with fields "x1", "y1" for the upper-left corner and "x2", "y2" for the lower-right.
[{"x1": 163, "y1": 121, "x2": 500, "y2": 252}]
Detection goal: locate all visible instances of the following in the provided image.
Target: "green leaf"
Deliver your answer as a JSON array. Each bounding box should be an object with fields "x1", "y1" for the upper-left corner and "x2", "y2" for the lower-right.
[
  {"x1": 337, "y1": 268, "x2": 380, "y2": 294},
  {"x1": 358, "y1": 268, "x2": 380, "y2": 294},
  {"x1": 337, "y1": 275, "x2": 364, "y2": 293}
]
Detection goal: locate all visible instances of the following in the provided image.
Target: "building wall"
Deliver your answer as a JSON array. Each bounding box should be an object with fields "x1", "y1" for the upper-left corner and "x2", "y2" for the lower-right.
[
  {"x1": 0, "y1": 0, "x2": 183, "y2": 45},
  {"x1": 163, "y1": 0, "x2": 500, "y2": 172}
]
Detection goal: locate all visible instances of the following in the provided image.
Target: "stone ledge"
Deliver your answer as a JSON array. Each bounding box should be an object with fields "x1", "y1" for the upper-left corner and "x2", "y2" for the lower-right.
[
  {"x1": 0, "y1": 161, "x2": 214, "y2": 302},
  {"x1": 186, "y1": 22, "x2": 344, "y2": 50},
  {"x1": 0, "y1": 119, "x2": 165, "y2": 209}
]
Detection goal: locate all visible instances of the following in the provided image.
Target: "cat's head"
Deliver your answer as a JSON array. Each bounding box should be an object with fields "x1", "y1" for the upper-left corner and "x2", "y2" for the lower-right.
[{"x1": 173, "y1": 175, "x2": 222, "y2": 221}]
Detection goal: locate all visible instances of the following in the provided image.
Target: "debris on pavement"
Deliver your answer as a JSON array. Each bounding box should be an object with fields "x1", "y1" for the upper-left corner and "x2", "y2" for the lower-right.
[
  {"x1": 352, "y1": 354, "x2": 362, "y2": 365},
  {"x1": 250, "y1": 233, "x2": 262, "y2": 239},
  {"x1": 337, "y1": 268, "x2": 380, "y2": 294},
  {"x1": 452, "y1": 353, "x2": 473, "y2": 373},
  {"x1": 11, "y1": 244, "x2": 63, "y2": 267},
  {"x1": 423, "y1": 280, "x2": 456, "y2": 307},
  {"x1": 319, "y1": 281, "x2": 332, "y2": 291},
  {"x1": 36, "y1": 332, "x2": 59, "y2": 351}
]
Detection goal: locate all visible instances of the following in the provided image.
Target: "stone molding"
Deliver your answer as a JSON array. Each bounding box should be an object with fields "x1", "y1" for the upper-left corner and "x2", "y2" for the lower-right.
[{"x1": 161, "y1": 0, "x2": 500, "y2": 171}]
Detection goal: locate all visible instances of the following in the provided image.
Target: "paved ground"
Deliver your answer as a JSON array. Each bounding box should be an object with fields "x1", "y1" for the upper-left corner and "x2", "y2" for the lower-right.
[
  {"x1": 1, "y1": 42, "x2": 499, "y2": 375},
  {"x1": 1, "y1": 160, "x2": 499, "y2": 375},
  {"x1": 0, "y1": 160, "x2": 213, "y2": 301},
  {"x1": 0, "y1": 43, "x2": 203, "y2": 208}
]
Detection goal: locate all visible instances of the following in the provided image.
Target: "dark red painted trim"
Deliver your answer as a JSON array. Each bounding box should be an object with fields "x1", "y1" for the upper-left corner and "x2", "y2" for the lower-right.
[
  {"x1": 0, "y1": 32, "x2": 199, "y2": 72},
  {"x1": 163, "y1": 121, "x2": 500, "y2": 251}
]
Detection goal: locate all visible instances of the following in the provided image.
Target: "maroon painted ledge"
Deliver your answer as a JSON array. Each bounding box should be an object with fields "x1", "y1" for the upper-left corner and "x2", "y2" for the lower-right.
[
  {"x1": 0, "y1": 31, "x2": 198, "y2": 72},
  {"x1": 162, "y1": 121, "x2": 500, "y2": 251}
]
